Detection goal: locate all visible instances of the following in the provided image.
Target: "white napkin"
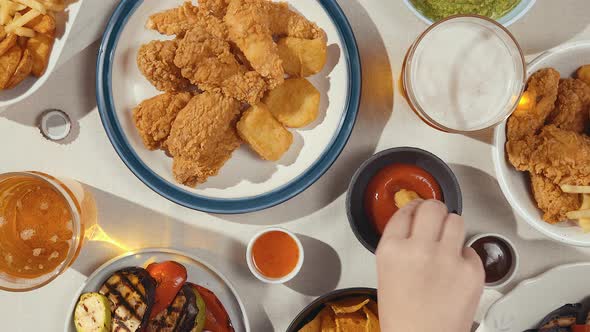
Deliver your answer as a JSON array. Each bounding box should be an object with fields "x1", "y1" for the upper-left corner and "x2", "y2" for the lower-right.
[{"x1": 57, "y1": 0, "x2": 120, "y2": 67}]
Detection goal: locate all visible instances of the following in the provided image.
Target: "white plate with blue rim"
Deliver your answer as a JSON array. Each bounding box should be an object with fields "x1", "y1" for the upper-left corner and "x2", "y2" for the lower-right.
[
  {"x1": 64, "y1": 248, "x2": 249, "y2": 332},
  {"x1": 96, "y1": 0, "x2": 361, "y2": 214},
  {"x1": 479, "y1": 262, "x2": 590, "y2": 331}
]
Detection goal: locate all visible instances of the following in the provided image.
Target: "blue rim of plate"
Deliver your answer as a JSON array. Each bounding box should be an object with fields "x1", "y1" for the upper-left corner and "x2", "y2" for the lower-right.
[{"x1": 96, "y1": 0, "x2": 361, "y2": 214}]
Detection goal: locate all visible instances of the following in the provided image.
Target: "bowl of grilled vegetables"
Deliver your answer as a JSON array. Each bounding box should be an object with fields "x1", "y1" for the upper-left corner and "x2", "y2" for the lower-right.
[{"x1": 65, "y1": 248, "x2": 248, "y2": 332}]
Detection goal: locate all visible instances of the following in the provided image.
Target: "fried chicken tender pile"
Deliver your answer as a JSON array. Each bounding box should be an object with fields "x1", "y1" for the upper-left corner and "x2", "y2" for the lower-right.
[
  {"x1": 132, "y1": 0, "x2": 327, "y2": 186},
  {"x1": 506, "y1": 67, "x2": 590, "y2": 223}
]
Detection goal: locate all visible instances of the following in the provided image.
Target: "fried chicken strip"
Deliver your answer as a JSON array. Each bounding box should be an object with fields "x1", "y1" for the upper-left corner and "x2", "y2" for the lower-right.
[
  {"x1": 507, "y1": 68, "x2": 561, "y2": 141},
  {"x1": 146, "y1": 1, "x2": 226, "y2": 38},
  {"x1": 166, "y1": 91, "x2": 242, "y2": 187},
  {"x1": 526, "y1": 125, "x2": 590, "y2": 186},
  {"x1": 506, "y1": 68, "x2": 561, "y2": 170},
  {"x1": 547, "y1": 78, "x2": 590, "y2": 133},
  {"x1": 225, "y1": 0, "x2": 325, "y2": 88},
  {"x1": 174, "y1": 27, "x2": 267, "y2": 104},
  {"x1": 133, "y1": 92, "x2": 193, "y2": 150},
  {"x1": 530, "y1": 173, "x2": 581, "y2": 224},
  {"x1": 198, "y1": 0, "x2": 230, "y2": 18},
  {"x1": 137, "y1": 40, "x2": 189, "y2": 92}
]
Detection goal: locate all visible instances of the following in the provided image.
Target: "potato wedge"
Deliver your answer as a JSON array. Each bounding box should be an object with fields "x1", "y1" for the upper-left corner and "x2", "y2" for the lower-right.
[
  {"x1": 237, "y1": 104, "x2": 293, "y2": 161},
  {"x1": 6, "y1": 47, "x2": 32, "y2": 88},
  {"x1": 24, "y1": 13, "x2": 55, "y2": 34},
  {"x1": 277, "y1": 37, "x2": 327, "y2": 77},
  {"x1": 262, "y1": 78, "x2": 320, "y2": 128},
  {"x1": 27, "y1": 29, "x2": 53, "y2": 76},
  {"x1": 577, "y1": 65, "x2": 590, "y2": 86},
  {"x1": 0, "y1": 44, "x2": 22, "y2": 88},
  {"x1": 0, "y1": 33, "x2": 17, "y2": 57}
]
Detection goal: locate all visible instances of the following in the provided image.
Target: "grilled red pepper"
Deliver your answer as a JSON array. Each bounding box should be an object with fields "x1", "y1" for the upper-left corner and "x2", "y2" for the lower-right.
[
  {"x1": 194, "y1": 285, "x2": 234, "y2": 332},
  {"x1": 146, "y1": 261, "x2": 187, "y2": 319}
]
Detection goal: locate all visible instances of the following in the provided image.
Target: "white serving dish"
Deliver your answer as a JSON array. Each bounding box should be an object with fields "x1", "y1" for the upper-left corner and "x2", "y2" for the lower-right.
[
  {"x1": 493, "y1": 41, "x2": 590, "y2": 247},
  {"x1": 0, "y1": 1, "x2": 83, "y2": 109}
]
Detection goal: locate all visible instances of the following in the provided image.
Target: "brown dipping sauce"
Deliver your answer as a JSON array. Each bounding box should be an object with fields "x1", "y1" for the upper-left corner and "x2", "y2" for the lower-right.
[{"x1": 470, "y1": 236, "x2": 513, "y2": 284}]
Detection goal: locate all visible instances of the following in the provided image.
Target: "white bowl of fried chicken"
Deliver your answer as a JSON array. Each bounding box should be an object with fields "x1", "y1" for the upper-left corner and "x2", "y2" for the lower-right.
[{"x1": 493, "y1": 41, "x2": 590, "y2": 246}]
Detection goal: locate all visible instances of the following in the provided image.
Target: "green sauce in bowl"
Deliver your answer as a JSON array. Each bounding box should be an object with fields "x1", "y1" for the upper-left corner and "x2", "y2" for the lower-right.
[{"x1": 410, "y1": 0, "x2": 522, "y2": 21}]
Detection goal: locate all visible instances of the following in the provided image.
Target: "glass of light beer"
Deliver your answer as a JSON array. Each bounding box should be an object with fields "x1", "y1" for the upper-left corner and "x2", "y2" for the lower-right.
[{"x1": 0, "y1": 171, "x2": 96, "y2": 291}]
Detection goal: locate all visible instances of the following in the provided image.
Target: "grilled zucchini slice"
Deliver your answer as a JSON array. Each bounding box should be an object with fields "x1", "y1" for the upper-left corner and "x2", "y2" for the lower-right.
[
  {"x1": 148, "y1": 284, "x2": 199, "y2": 332},
  {"x1": 189, "y1": 284, "x2": 207, "y2": 332},
  {"x1": 99, "y1": 267, "x2": 156, "y2": 332},
  {"x1": 74, "y1": 292, "x2": 112, "y2": 332}
]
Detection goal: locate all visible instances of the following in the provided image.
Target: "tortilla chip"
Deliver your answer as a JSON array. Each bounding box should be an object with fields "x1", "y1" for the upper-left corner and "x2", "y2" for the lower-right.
[
  {"x1": 363, "y1": 306, "x2": 381, "y2": 332},
  {"x1": 318, "y1": 307, "x2": 336, "y2": 332},
  {"x1": 329, "y1": 297, "x2": 370, "y2": 314},
  {"x1": 334, "y1": 312, "x2": 367, "y2": 332},
  {"x1": 365, "y1": 300, "x2": 379, "y2": 319},
  {"x1": 299, "y1": 313, "x2": 322, "y2": 332}
]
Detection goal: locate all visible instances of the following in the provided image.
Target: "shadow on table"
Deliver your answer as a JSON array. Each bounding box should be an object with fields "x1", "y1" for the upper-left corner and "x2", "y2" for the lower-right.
[
  {"x1": 461, "y1": 127, "x2": 496, "y2": 146},
  {"x1": 450, "y1": 164, "x2": 590, "y2": 295},
  {"x1": 510, "y1": 0, "x2": 590, "y2": 56},
  {"x1": 71, "y1": 185, "x2": 274, "y2": 332},
  {"x1": 217, "y1": 0, "x2": 394, "y2": 225},
  {"x1": 285, "y1": 234, "x2": 342, "y2": 296},
  {"x1": 0, "y1": 41, "x2": 99, "y2": 144}
]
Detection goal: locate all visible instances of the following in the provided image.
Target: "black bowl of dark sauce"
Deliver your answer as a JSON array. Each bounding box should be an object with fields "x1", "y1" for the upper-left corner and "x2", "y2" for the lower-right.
[{"x1": 466, "y1": 233, "x2": 519, "y2": 287}]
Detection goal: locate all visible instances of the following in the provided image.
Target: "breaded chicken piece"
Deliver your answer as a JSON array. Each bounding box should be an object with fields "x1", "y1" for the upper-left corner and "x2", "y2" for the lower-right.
[
  {"x1": 526, "y1": 125, "x2": 590, "y2": 186},
  {"x1": 198, "y1": 0, "x2": 230, "y2": 18},
  {"x1": 146, "y1": 1, "x2": 226, "y2": 39},
  {"x1": 174, "y1": 27, "x2": 267, "y2": 104},
  {"x1": 137, "y1": 40, "x2": 189, "y2": 92},
  {"x1": 507, "y1": 68, "x2": 561, "y2": 141},
  {"x1": 547, "y1": 79, "x2": 590, "y2": 133},
  {"x1": 507, "y1": 68, "x2": 561, "y2": 170},
  {"x1": 132, "y1": 92, "x2": 193, "y2": 150},
  {"x1": 225, "y1": 0, "x2": 325, "y2": 88},
  {"x1": 531, "y1": 173, "x2": 580, "y2": 224},
  {"x1": 166, "y1": 92, "x2": 241, "y2": 186}
]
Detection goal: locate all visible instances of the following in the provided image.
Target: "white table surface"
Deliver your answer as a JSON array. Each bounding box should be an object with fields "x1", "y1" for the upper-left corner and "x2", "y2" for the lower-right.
[{"x1": 1, "y1": 1, "x2": 590, "y2": 331}]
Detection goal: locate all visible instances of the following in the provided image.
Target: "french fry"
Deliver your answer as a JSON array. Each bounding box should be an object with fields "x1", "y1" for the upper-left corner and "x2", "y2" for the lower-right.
[
  {"x1": 0, "y1": 0, "x2": 11, "y2": 25},
  {"x1": 13, "y1": 26, "x2": 33, "y2": 37},
  {"x1": 561, "y1": 184, "x2": 590, "y2": 194},
  {"x1": 5, "y1": 9, "x2": 40, "y2": 33},
  {"x1": 578, "y1": 194, "x2": 590, "y2": 233},
  {"x1": 14, "y1": 0, "x2": 46, "y2": 14},
  {"x1": 0, "y1": 33, "x2": 16, "y2": 56},
  {"x1": 566, "y1": 209, "x2": 590, "y2": 220}
]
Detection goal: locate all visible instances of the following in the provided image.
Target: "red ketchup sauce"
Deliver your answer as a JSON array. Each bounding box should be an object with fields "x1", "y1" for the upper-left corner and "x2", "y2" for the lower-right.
[{"x1": 364, "y1": 164, "x2": 442, "y2": 235}]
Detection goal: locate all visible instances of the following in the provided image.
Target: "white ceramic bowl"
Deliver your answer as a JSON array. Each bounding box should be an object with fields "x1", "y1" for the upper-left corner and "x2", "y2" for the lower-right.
[
  {"x1": 246, "y1": 227, "x2": 304, "y2": 284},
  {"x1": 465, "y1": 233, "x2": 519, "y2": 289},
  {"x1": 480, "y1": 262, "x2": 590, "y2": 332},
  {"x1": 402, "y1": 0, "x2": 536, "y2": 27},
  {"x1": 493, "y1": 41, "x2": 590, "y2": 247},
  {"x1": 0, "y1": 1, "x2": 83, "y2": 110}
]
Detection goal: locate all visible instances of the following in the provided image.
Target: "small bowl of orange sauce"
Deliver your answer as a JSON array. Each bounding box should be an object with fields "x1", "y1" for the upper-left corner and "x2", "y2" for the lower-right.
[
  {"x1": 346, "y1": 147, "x2": 462, "y2": 253},
  {"x1": 246, "y1": 227, "x2": 304, "y2": 284}
]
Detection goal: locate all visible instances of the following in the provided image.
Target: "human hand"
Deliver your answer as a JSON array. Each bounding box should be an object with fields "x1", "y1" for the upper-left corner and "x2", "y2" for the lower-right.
[{"x1": 376, "y1": 200, "x2": 484, "y2": 332}]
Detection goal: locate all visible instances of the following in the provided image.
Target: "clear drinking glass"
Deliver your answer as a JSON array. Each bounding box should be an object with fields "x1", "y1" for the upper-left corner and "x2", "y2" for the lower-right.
[
  {"x1": 402, "y1": 15, "x2": 526, "y2": 133},
  {"x1": 0, "y1": 171, "x2": 97, "y2": 291}
]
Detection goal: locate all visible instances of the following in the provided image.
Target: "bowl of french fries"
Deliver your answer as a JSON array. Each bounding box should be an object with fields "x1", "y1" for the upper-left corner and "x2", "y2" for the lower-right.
[
  {"x1": 493, "y1": 41, "x2": 590, "y2": 246},
  {"x1": 0, "y1": 0, "x2": 82, "y2": 108}
]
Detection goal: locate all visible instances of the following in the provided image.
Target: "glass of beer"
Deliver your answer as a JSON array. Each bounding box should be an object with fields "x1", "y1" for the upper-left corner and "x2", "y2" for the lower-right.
[{"x1": 0, "y1": 172, "x2": 97, "y2": 291}]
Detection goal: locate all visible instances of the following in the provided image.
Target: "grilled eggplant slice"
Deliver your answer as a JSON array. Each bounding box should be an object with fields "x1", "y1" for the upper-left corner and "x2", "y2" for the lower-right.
[
  {"x1": 99, "y1": 267, "x2": 157, "y2": 332},
  {"x1": 74, "y1": 292, "x2": 112, "y2": 332},
  {"x1": 148, "y1": 284, "x2": 199, "y2": 332}
]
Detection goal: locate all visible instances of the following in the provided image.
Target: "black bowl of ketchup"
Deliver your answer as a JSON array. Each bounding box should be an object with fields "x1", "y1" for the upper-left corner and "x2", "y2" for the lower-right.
[{"x1": 346, "y1": 147, "x2": 462, "y2": 253}]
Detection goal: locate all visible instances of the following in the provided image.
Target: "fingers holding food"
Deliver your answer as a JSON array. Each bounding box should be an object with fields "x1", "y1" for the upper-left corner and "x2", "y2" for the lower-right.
[
  {"x1": 237, "y1": 104, "x2": 293, "y2": 161},
  {"x1": 0, "y1": 44, "x2": 21, "y2": 88},
  {"x1": 6, "y1": 46, "x2": 31, "y2": 88},
  {"x1": 263, "y1": 78, "x2": 320, "y2": 128},
  {"x1": 26, "y1": 29, "x2": 53, "y2": 77},
  {"x1": 277, "y1": 37, "x2": 327, "y2": 77}
]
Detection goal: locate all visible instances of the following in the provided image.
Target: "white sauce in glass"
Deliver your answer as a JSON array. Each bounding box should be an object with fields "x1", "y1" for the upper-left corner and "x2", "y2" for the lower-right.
[{"x1": 409, "y1": 19, "x2": 523, "y2": 131}]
